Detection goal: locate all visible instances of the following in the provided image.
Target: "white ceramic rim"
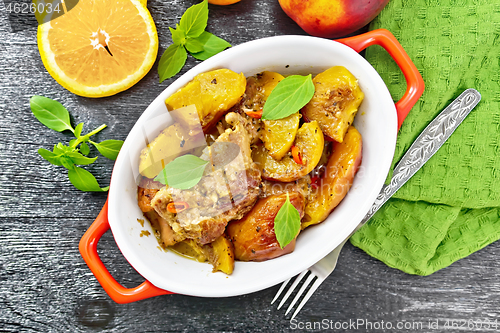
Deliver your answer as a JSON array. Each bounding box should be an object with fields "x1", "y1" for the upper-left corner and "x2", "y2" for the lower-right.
[{"x1": 108, "y1": 35, "x2": 398, "y2": 297}]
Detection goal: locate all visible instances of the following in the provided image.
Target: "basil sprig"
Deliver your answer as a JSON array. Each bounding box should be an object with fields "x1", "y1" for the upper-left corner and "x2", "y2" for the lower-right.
[
  {"x1": 30, "y1": 95, "x2": 123, "y2": 192},
  {"x1": 262, "y1": 75, "x2": 315, "y2": 120},
  {"x1": 154, "y1": 154, "x2": 209, "y2": 190},
  {"x1": 158, "y1": 0, "x2": 231, "y2": 82},
  {"x1": 274, "y1": 193, "x2": 301, "y2": 249}
]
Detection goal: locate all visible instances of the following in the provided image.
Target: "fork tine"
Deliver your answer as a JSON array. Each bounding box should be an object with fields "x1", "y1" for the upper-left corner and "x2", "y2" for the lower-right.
[
  {"x1": 271, "y1": 277, "x2": 291, "y2": 304},
  {"x1": 285, "y1": 273, "x2": 316, "y2": 316},
  {"x1": 289, "y1": 277, "x2": 323, "y2": 320},
  {"x1": 276, "y1": 270, "x2": 308, "y2": 310}
]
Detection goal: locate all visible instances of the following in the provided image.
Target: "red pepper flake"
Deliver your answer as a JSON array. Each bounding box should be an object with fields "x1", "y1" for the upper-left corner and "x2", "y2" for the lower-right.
[
  {"x1": 167, "y1": 201, "x2": 189, "y2": 214},
  {"x1": 310, "y1": 175, "x2": 320, "y2": 189},
  {"x1": 245, "y1": 109, "x2": 263, "y2": 119},
  {"x1": 291, "y1": 145, "x2": 304, "y2": 165}
]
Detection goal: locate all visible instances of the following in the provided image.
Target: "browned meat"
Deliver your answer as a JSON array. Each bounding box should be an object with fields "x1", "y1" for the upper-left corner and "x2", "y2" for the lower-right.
[
  {"x1": 234, "y1": 109, "x2": 262, "y2": 145},
  {"x1": 243, "y1": 73, "x2": 267, "y2": 110},
  {"x1": 227, "y1": 192, "x2": 306, "y2": 262},
  {"x1": 137, "y1": 177, "x2": 164, "y2": 213},
  {"x1": 137, "y1": 177, "x2": 184, "y2": 246},
  {"x1": 227, "y1": 74, "x2": 270, "y2": 145},
  {"x1": 144, "y1": 211, "x2": 185, "y2": 247},
  {"x1": 151, "y1": 112, "x2": 262, "y2": 245}
]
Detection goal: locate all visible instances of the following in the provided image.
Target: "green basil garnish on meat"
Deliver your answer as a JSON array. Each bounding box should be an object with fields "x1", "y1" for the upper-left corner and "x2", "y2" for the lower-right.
[
  {"x1": 274, "y1": 193, "x2": 301, "y2": 249},
  {"x1": 262, "y1": 74, "x2": 315, "y2": 120},
  {"x1": 154, "y1": 154, "x2": 209, "y2": 189}
]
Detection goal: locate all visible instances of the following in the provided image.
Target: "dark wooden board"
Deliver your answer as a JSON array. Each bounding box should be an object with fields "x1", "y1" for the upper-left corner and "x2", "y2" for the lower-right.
[{"x1": 1, "y1": 0, "x2": 500, "y2": 332}]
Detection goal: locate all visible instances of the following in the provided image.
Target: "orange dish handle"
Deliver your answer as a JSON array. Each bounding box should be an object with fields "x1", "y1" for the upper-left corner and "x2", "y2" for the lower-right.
[
  {"x1": 79, "y1": 198, "x2": 173, "y2": 303},
  {"x1": 336, "y1": 29, "x2": 425, "y2": 130}
]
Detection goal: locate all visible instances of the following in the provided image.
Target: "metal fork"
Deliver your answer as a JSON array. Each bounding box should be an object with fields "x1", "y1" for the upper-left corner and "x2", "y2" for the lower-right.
[
  {"x1": 271, "y1": 239, "x2": 348, "y2": 320},
  {"x1": 271, "y1": 89, "x2": 481, "y2": 320}
]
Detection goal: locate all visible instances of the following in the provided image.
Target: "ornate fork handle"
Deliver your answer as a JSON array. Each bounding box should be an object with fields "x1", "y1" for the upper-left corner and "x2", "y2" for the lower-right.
[
  {"x1": 272, "y1": 89, "x2": 481, "y2": 320},
  {"x1": 360, "y1": 89, "x2": 481, "y2": 225}
]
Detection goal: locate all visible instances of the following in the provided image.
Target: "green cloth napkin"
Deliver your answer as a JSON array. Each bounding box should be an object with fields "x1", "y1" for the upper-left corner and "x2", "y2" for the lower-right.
[{"x1": 349, "y1": 0, "x2": 500, "y2": 275}]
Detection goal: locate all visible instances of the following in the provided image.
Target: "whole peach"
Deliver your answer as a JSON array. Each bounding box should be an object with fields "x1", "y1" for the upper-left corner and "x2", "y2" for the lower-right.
[{"x1": 278, "y1": 0, "x2": 390, "y2": 38}]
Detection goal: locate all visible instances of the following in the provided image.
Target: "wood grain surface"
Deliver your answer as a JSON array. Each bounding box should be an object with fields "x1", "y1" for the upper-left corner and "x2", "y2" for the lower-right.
[{"x1": 1, "y1": 1, "x2": 500, "y2": 332}]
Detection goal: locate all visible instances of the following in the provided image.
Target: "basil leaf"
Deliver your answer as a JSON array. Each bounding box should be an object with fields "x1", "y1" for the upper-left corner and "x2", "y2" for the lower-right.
[
  {"x1": 80, "y1": 142, "x2": 90, "y2": 155},
  {"x1": 60, "y1": 157, "x2": 74, "y2": 170},
  {"x1": 154, "y1": 168, "x2": 168, "y2": 185},
  {"x1": 30, "y1": 95, "x2": 74, "y2": 133},
  {"x1": 190, "y1": 31, "x2": 231, "y2": 61},
  {"x1": 158, "y1": 44, "x2": 188, "y2": 83},
  {"x1": 38, "y1": 148, "x2": 63, "y2": 166},
  {"x1": 68, "y1": 166, "x2": 109, "y2": 192},
  {"x1": 55, "y1": 143, "x2": 73, "y2": 153},
  {"x1": 179, "y1": 0, "x2": 208, "y2": 38},
  {"x1": 53, "y1": 143, "x2": 64, "y2": 155},
  {"x1": 185, "y1": 37, "x2": 205, "y2": 54},
  {"x1": 91, "y1": 139, "x2": 123, "y2": 160},
  {"x1": 66, "y1": 151, "x2": 98, "y2": 165},
  {"x1": 154, "y1": 154, "x2": 208, "y2": 189},
  {"x1": 158, "y1": 0, "x2": 230, "y2": 81},
  {"x1": 169, "y1": 26, "x2": 186, "y2": 46},
  {"x1": 274, "y1": 193, "x2": 301, "y2": 249},
  {"x1": 262, "y1": 75, "x2": 315, "y2": 120},
  {"x1": 74, "y1": 122, "x2": 84, "y2": 138}
]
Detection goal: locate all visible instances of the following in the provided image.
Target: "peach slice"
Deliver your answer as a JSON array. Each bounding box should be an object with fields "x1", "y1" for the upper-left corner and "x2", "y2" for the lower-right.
[
  {"x1": 302, "y1": 125, "x2": 362, "y2": 229},
  {"x1": 227, "y1": 192, "x2": 305, "y2": 261},
  {"x1": 252, "y1": 121, "x2": 324, "y2": 182}
]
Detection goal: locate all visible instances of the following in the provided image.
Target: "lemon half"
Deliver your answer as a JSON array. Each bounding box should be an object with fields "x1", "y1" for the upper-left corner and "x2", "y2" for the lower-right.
[{"x1": 37, "y1": 0, "x2": 158, "y2": 97}]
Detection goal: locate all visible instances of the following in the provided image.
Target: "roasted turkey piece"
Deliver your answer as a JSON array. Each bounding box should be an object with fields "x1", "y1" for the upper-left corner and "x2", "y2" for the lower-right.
[{"x1": 151, "y1": 112, "x2": 262, "y2": 245}]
